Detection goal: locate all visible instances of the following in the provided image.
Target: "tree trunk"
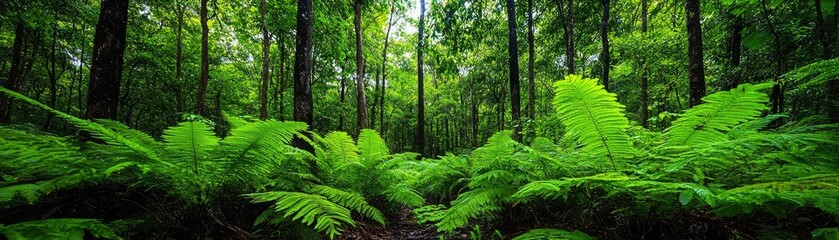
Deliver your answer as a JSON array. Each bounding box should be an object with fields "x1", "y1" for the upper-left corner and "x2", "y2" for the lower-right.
[
  {"x1": 372, "y1": 68, "x2": 379, "y2": 128},
  {"x1": 527, "y1": 0, "x2": 535, "y2": 121},
  {"x1": 640, "y1": 0, "x2": 649, "y2": 128},
  {"x1": 380, "y1": 4, "x2": 395, "y2": 134},
  {"x1": 829, "y1": 0, "x2": 839, "y2": 122},
  {"x1": 471, "y1": 84, "x2": 478, "y2": 148},
  {"x1": 293, "y1": 0, "x2": 314, "y2": 133},
  {"x1": 416, "y1": 0, "x2": 426, "y2": 156},
  {"x1": 725, "y1": 13, "x2": 742, "y2": 90},
  {"x1": 195, "y1": 0, "x2": 210, "y2": 116},
  {"x1": 600, "y1": 0, "x2": 610, "y2": 91},
  {"x1": 175, "y1": 0, "x2": 185, "y2": 113},
  {"x1": 277, "y1": 33, "x2": 288, "y2": 121},
  {"x1": 506, "y1": 0, "x2": 521, "y2": 141},
  {"x1": 759, "y1": 0, "x2": 785, "y2": 115},
  {"x1": 260, "y1": 0, "x2": 270, "y2": 120},
  {"x1": 814, "y1": 0, "x2": 831, "y2": 59},
  {"x1": 0, "y1": 21, "x2": 26, "y2": 124},
  {"x1": 564, "y1": 0, "x2": 575, "y2": 74},
  {"x1": 339, "y1": 74, "x2": 346, "y2": 131},
  {"x1": 44, "y1": 26, "x2": 67, "y2": 129},
  {"x1": 685, "y1": 0, "x2": 706, "y2": 107},
  {"x1": 354, "y1": 0, "x2": 370, "y2": 132},
  {"x1": 86, "y1": 0, "x2": 129, "y2": 120}
]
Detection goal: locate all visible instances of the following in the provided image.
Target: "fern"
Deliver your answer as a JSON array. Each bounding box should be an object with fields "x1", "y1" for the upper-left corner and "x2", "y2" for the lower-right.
[
  {"x1": 0, "y1": 219, "x2": 120, "y2": 240},
  {"x1": 783, "y1": 58, "x2": 839, "y2": 91},
  {"x1": 244, "y1": 191, "x2": 355, "y2": 239},
  {"x1": 512, "y1": 228, "x2": 596, "y2": 240},
  {"x1": 664, "y1": 83, "x2": 773, "y2": 147},
  {"x1": 306, "y1": 185, "x2": 386, "y2": 225},
  {"x1": 552, "y1": 75, "x2": 632, "y2": 169},
  {"x1": 436, "y1": 187, "x2": 516, "y2": 232}
]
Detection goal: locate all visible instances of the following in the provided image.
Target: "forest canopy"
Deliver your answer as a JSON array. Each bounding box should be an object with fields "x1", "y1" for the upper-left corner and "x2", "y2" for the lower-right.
[{"x1": 0, "y1": 0, "x2": 838, "y2": 239}]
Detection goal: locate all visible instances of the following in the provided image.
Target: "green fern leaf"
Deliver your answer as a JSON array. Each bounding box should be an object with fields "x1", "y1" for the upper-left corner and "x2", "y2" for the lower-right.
[
  {"x1": 0, "y1": 218, "x2": 121, "y2": 240},
  {"x1": 664, "y1": 83, "x2": 772, "y2": 147},
  {"x1": 552, "y1": 75, "x2": 632, "y2": 168},
  {"x1": 244, "y1": 191, "x2": 355, "y2": 239},
  {"x1": 357, "y1": 129, "x2": 389, "y2": 164},
  {"x1": 163, "y1": 121, "x2": 220, "y2": 176},
  {"x1": 307, "y1": 185, "x2": 386, "y2": 225}
]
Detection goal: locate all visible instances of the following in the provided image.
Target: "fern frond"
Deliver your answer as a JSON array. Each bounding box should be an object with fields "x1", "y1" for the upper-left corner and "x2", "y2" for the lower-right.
[
  {"x1": 384, "y1": 184, "x2": 425, "y2": 208},
  {"x1": 220, "y1": 120, "x2": 308, "y2": 183},
  {"x1": 306, "y1": 185, "x2": 386, "y2": 225},
  {"x1": 163, "y1": 121, "x2": 220, "y2": 176},
  {"x1": 551, "y1": 75, "x2": 632, "y2": 168},
  {"x1": 244, "y1": 191, "x2": 354, "y2": 239},
  {"x1": 783, "y1": 58, "x2": 839, "y2": 91},
  {"x1": 323, "y1": 131, "x2": 361, "y2": 165},
  {"x1": 0, "y1": 218, "x2": 120, "y2": 240},
  {"x1": 664, "y1": 83, "x2": 772, "y2": 147},
  {"x1": 512, "y1": 228, "x2": 596, "y2": 240},
  {"x1": 357, "y1": 129, "x2": 389, "y2": 164},
  {"x1": 436, "y1": 187, "x2": 516, "y2": 232}
]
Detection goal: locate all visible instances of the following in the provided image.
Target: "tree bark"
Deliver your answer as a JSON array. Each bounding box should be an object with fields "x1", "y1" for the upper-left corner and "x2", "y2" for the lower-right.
[
  {"x1": 195, "y1": 0, "x2": 210, "y2": 116},
  {"x1": 506, "y1": 0, "x2": 521, "y2": 141},
  {"x1": 527, "y1": 0, "x2": 535, "y2": 121},
  {"x1": 86, "y1": 0, "x2": 129, "y2": 120},
  {"x1": 640, "y1": 0, "x2": 649, "y2": 128},
  {"x1": 416, "y1": 0, "x2": 426, "y2": 156},
  {"x1": 260, "y1": 0, "x2": 270, "y2": 120},
  {"x1": 0, "y1": 21, "x2": 26, "y2": 124},
  {"x1": 685, "y1": 0, "x2": 706, "y2": 107},
  {"x1": 725, "y1": 13, "x2": 742, "y2": 90},
  {"x1": 564, "y1": 0, "x2": 575, "y2": 74},
  {"x1": 354, "y1": 0, "x2": 370, "y2": 132},
  {"x1": 293, "y1": 0, "x2": 314, "y2": 132},
  {"x1": 759, "y1": 0, "x2": 784, "y2": 115},
  {"x1": 814, "y1": 0, "x2": 831, "y2": 59},
  {"x1": 44, "y1": 26, "x2": 68, "y2": 129},
  {"x1": 830, "y1": 0, "x2": 839, "y2": 122},
  {"x1": 175, "y1": 0, "x2": 185, "y2": 113},
  {"x1": 471, "y1": 83, "x2": 478, "y2": 148},
  {"x1": 380, "y1": 3, "x2": 395, "y2": 134},
  {"x1": 600, "y1": 0, "x2": 610, "y2": 91},
  {"x1": 277, "y1": 33, "x2": 288, "y2": 121}
]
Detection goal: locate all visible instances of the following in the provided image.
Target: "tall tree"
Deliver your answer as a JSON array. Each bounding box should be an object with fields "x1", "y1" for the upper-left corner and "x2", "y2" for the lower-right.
[
  {"x1": 416, "y1": 0, "x2": 426, "y2": 155},
  {"x1": 195, "y1": 0, "x2": 210, "y2": 115},
  {"x1": 599, "y1": 0, "x2": 610, "y2": 91},
  {"x1": 259, "y1": 0, "x2": 270, "y2": 120},
  {"x1": 86, "y1": 0, "x2": 129, "y2": 120},
  {"x1": 759, "y1": 0, "x2": 784, "y2": 115},
  {"x1": 294, "y1": 0, "x2": 314, "y2": 128},
  {"x1": 174, "y1": 0, "x2": 186, "y2": 113},
  {"x1": 378, "y1": 3, "x2": 396, "y2": 134},
  {"x1": 829, "y1": 0, "x2": 839, "y2": 123},
  {"x1": 685, "y1": 0, "x2": 706, "y2": 107},
  {"x1": 0, "y1": 22, "x2": 26, "y2": 124},
  {"x1": 527, "y1": 0, "x2": 535, "y2": 121},
  {"x1": 506, "y1": 0, "x2": 521, "y2": 141},
  {"x1": 562, "y1": 0, "x2": 575, "y2": 74},
  {"x1": 814, "y1": 0, "x2": 830, "y2": 59},
  {"x1": 640, "y1": 0, "x2": 648, "y2": 128},
  {"x1": 725, "y1": 13, "x2": 743, "y2": 90},
  {"x1": 354, "y1": 0, "x2": 370, "y2": 132}
]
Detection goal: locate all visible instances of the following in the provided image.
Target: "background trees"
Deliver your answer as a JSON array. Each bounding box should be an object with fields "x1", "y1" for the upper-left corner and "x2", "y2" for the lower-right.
[{"x1": 0, "y1": 0, "x2": 835, "y2": 156}]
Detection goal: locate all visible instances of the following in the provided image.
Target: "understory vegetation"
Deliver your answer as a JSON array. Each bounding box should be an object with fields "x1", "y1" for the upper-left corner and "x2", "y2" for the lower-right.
[{"x1": 2, "y1": 71, "x2": 838, "y2": 239}]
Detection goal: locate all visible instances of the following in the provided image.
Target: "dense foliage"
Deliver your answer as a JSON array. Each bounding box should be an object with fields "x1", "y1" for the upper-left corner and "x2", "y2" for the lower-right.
[{"x1": 1, "y1": 0, "x2": 839, "y2": 239}]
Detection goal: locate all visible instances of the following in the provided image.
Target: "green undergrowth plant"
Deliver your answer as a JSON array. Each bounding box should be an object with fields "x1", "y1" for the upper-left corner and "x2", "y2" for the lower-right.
[{"x1": 413, "y1": 75, "x2": 839, "y2": 238}]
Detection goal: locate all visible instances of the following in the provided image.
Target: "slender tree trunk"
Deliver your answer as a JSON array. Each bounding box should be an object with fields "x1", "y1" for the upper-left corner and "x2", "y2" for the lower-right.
[
  {"x1": 260, "y1": 0, "x2": 270, "y2": 120},
  {"x1": 339, "y1": 74, "x2": 346, "y2": 131},
  {"x1": 527, "y1": 0, "x2": 535, "y2": 121},
  {"x1": 44, "y1": 26, "x2": 67, "y2": 129},
  {"x1": 372, "y1": 68, "x2": 379, "y2": 128},
  {"x1": 175, "y1": 0, "x2": 185, "y2": 113},
  {"x1": 600, "y1": 0, "x2": 610, "y2": 91},
  {"x1": 760, "y1": 0, "x2": 785, "y2": 115},
  {"x1": 814, "y1": 0, "x2": 831, "y2": 59},
  {"x1": 78, "y1": 24, "x2": 86, "y2": 116},
  {"x1": 471, "y1": 84, "x2": 478, "y2": 148},
  {"x1": 725, "y1": 13, "x2": 743, "y2": 90},
  {"x1": 416, "y1": 0, "x2": 426, "y2": 156},
  {"x1": 685, "y1": 0, "x2": 706, "y2": 107},
  {"x1": 195, "y1": 0, "x2": 210, "y2": 116},
  {"x1": 86, "y1": 0, "x2": 129, "y2": 120},
  {"x1": 506, "y1": 0, "x2": 521, "y2": 141},
  {"x1": 830, "y1": 0, "x2": 839, "y2": 122},
  {"x1": 354, "y1": 0, "x2": 370, "y2": 132},
  {"x1": 380, "y1": 4, "x2": 395, "y2": 134},
  {"x1": 640, "y1": 0, "x2": 649, "y2": 128},
  {"x1": 278, "y1": 33, "x2": 288, "y2": 121},
  {"x1": 0, "y1": 21, "x2": 26, "y2": 124},
  {"x1": 564, "y1": 0, "x2": 575, "y2": 74}
]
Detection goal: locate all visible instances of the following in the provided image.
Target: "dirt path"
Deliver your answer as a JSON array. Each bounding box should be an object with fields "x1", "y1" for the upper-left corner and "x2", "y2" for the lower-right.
[{"x1": 339, "y1": 207, "x2": 461, "y2": 240}]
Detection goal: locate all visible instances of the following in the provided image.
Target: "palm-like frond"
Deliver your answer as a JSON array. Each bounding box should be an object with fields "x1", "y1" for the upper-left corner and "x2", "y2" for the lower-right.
[
  {"x1": 244, "y1": 191, "x2": 355, "y2": 239},
  {"x1": 784, "y1": 58, "x2": 839, "y2": 91},
  {"x1": 664, "y1": 83, "x2": 772, "y2": 147},
  {"x1": 307, "y1": 185, "x2": 386, "y2": 225},
  {"x1": 552, "y1": 75, "x2": 632, "y2": 168},
  {"x1": 219, "y1": 120, "x2": 308, "y2": 183},
  {"x1": 436, "y1": 187, "x2": 516, "y2": 232},
  {"x1": 0, "y1": 218, "x2": 120, "y2": 240},
  {"x1": 357, "y1": 129, "x2": 389, "y2": 164},
  {"x1": 163, "y1": 121, "x2": 220, "y2": 177}
]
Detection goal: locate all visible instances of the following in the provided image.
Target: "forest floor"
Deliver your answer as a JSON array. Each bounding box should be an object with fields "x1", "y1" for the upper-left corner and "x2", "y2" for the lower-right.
[{"x1": 339, "y1": 207, "x2": 464, "y2": 240}]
